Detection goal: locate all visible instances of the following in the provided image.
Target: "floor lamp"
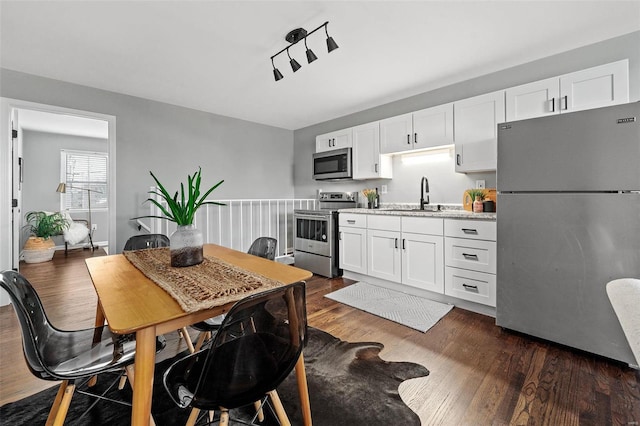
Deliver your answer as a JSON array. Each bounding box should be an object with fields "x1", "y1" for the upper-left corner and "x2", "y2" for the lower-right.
[{"x1": 56, "y1": 182, "x2": 102, "y2": 251}]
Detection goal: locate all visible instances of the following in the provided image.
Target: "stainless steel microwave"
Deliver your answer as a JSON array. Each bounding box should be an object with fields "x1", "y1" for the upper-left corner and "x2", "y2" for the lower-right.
[{"x1": 313, "y1": 148, "x2": 352, "y2": 180}]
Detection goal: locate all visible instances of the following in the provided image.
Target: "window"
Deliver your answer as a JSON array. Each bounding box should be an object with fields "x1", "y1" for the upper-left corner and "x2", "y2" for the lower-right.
[{"x1": 60, "y1": 150, "x2": 108, "y2": 211}]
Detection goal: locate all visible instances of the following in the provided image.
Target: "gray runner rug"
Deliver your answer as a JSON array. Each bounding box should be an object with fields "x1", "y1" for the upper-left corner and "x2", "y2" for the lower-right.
[{"x1": 326, "y1": 281, "x2": 454, "y2": 332}]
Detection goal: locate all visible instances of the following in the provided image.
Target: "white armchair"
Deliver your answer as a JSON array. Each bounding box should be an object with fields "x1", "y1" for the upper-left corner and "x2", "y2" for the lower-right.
[{"x1": 60, "y1": 211, "x2": 90, "y2": 254}]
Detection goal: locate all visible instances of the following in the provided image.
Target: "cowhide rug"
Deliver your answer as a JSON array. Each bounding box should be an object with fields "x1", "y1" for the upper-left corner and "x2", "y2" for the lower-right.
[{"x1": 0, "y1": 328, "x2": 429, "y2": 425}]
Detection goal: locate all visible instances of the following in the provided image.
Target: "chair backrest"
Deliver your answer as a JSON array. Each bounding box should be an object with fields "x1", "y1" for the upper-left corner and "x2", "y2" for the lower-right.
[
  {"x1": 247, "y1": 237, "x2": 277, "y2": 260},
  {"x1": 0, "y1": 270, "x2": 67, "y2": 380},
  {"x1": 123, "y1": 234, "x2": 170, "y2": 250},
  {"x1": 175, "y1": 281, "x2": 306, "y2": 410}
]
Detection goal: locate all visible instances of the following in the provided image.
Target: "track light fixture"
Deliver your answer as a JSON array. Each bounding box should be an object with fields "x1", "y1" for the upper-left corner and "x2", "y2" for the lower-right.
[{"x1": 270, "y1": 21, "x2": 338, "y2": 81}]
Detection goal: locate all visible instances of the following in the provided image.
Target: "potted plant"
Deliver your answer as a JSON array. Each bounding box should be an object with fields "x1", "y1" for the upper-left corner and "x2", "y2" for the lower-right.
[
  {"x1": 362, "y1": 189, "x2": 377, "y2": 209},
  {"x1": 134, "y1": 168, "x2": 224, "y2": 267},
  {"x1": 465, "y1": 189, "x2": 486, "y2": 213},
  {"x1": 23, "y1": 211, "x2": 69, "y2": 263}
]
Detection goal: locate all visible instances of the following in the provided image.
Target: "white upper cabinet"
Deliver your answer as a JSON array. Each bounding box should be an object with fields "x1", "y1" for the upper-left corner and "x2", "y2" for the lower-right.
[
  {"x1": 506, "y1": 59, "x2": 629, "y2": 121},
  {"x1": 352, "y1": 122, "x2": 392, "y2": 180},
  {"x1": 560, "y1": 59, "x2": 629, "y2": 113},
  {"x1": 505, "y1": 77, "x2": 560, "y2": 121},
  {"x1": 413, "y1": 103, "x2": 455, "y2": 149},
  {"x1": 315, "y1": 128, "x2": 352, "y2": 153},
  {"x1": 380, "y1": 103, "x2": 454, "y2": 155},
  {"x1": 380, "y1": 113, "x2": 413, "y2": 154},
  {"x1": 454, "y1": 90, "x2": 505, "y2": 173}
]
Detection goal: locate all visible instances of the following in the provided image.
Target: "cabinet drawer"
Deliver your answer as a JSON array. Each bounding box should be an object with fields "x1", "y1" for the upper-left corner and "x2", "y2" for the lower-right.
[
  {"x1": 445, "y1": 238, "x2": 496, "y2": 274},
  {"x1": 367, "y1": 215, "x2": 401, "y2": 231},
  {"x1": 445, "y1": 219, "x2": 496, "y2": 240},
  {"x1": 445, "y1": 266, "x2": 496, "y2": 307},
  {"x1": 402, "y1": 216, "x2": 443, "y2": 236},
  {"x1": 339, "y1": 213, "x2": 367, "y2": 228}
]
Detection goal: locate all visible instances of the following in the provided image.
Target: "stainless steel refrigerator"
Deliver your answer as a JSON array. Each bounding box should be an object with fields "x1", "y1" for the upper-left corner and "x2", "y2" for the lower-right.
[{"x1": 496, "y1": 102, "x2": 640, "y2": 366}]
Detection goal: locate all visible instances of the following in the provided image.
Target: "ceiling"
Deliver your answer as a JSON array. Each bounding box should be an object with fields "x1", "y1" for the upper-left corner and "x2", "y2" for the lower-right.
[{"x1": 1, "y1": 1, "x2": 639, "y2": 131}]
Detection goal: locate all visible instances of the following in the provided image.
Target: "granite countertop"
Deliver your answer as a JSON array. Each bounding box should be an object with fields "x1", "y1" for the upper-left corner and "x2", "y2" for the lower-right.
[{"x1": 340, "y1": 203, "x2": 497, "y2": 221}]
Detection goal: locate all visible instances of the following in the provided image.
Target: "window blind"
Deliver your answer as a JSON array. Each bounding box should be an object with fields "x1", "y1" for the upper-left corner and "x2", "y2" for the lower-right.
[{"x1": 60, "y1": 150, "x2": 108, "y2": 211}]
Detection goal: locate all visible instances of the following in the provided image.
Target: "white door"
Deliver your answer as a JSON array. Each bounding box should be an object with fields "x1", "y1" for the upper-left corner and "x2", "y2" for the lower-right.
[
  {"x1": 339, "y1": 226, "x2": 367, "y2": 274},
  {"x1": 505, "y1": 77, "x2": 560, "y2": 121},
  {"x1": 367, "y1": 229, "x2": 401, "y2": 282},
  {"x1": 401, "y1": 232, "x2": 444, "y2": 293},
  {"x1": 380, "y1": 113, "x2": 413, "y2": 154},
  {"x1": 560, "y1": 59, "x2": 629, "y2": 113},
  {"x1": 412, "y1": 103, "x2": 454, "y2": 149},
  {"x1": 11, "y1": 108, "x2": 22, "y2": 271}
]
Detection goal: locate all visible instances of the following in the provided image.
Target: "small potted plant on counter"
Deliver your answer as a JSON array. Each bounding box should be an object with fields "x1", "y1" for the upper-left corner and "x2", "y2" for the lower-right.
[
  {"x1": 465, "y1": 189, "x2": 486, "y2": 213},
  {"x1": 23, "y1": 211, "x2": 69, "y2": 263},
  {"x1": 362, "y1": 189, "x2": 377, "y2": 209}
]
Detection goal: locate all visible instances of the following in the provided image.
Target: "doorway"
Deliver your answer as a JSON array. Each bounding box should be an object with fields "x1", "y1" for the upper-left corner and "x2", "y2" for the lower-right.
[{"x1": 0, "y1": 98, "x2": 116, "y2": 305}]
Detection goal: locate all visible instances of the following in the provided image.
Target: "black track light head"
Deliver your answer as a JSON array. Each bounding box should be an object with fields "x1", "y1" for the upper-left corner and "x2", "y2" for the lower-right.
[
  {"x1": 286, "y1": 48, "x2": 301, "y2": 72},
  {"x1": 304, "y1": 37, "x2": 318, "y2": 63},
  {"x1": 273, "y1": 68, "x2": 284, "y2": 81},
  {"x1": 325, "y1": 23, "x2": 339, "y2": 53}
]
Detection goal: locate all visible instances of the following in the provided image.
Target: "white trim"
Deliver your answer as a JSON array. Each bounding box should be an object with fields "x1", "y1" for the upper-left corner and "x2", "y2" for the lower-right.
[{"x1": 0, "y1": 98, "x2": 116, "y2": 306}]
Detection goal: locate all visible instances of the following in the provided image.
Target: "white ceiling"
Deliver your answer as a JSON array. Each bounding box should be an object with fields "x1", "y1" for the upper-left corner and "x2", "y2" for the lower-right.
[
  {"x1": 18, "y1": 109, "x2": 109, "y2": 139},
  {"x1": 1, "y1": 1, "x2": 639, "y2": 131}
]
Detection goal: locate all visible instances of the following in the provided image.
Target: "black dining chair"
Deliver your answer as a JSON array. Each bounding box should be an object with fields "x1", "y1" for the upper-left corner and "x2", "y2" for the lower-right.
[
  {"x1": 189, "y1": 237, "x2": 279, "y2": 352},
  {"x1": 0, "y1": 270, "x2": 166, "y2": 425},
  {"x1": 163, "y1": 281, "x2": 307, "y2": 426},
  {"x1": 123, "y1": 233, "x2": 170, "y2": 250},
  {"x1": 124, "y1": 234, "x2": 196, "y2": 353}
]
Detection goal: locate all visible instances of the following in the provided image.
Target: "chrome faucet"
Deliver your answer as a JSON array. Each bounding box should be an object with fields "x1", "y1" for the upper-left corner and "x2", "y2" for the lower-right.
[{"x1": 420, "y1": 176, "x2": 430, "y2": 210}]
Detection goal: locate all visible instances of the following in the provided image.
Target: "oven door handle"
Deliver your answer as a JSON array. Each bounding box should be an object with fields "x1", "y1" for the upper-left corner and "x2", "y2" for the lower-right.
[{"x1": 294, "y1": 214, "x2": 330, "y2": 221}]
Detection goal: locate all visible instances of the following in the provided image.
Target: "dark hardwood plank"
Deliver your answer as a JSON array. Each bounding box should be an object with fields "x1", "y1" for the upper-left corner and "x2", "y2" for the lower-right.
[{"x1": 1, "y1": 250, "x2": 639, "y2": 425}]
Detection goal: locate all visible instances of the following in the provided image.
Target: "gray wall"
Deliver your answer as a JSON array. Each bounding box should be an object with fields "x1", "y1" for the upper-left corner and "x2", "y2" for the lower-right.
[
  {"x1": 293, "y1": 31, "x2": 640, "y2": 204},
  {"x1": 20, "y1": 130, "x2": 108, "y2": 248},
  {"x1": 1, "y1": 71, "x2": 295, "y2": 251}
]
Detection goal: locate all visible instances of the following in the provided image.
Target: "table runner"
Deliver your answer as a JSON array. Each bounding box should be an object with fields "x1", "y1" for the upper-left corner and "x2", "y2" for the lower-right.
[{"x1": 123, "y1": 247, "x2": 284, "y2": 312}]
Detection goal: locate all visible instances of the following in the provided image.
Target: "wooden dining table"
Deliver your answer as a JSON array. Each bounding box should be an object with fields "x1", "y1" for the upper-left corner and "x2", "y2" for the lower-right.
[{"x1": 85, "y1": 243, "x2": 313, "y2": 426}]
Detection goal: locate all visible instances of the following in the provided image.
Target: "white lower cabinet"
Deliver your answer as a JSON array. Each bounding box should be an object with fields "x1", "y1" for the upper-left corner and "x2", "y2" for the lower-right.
[
  {"x1": 367, "y1": 215, "x2": 444, "y2": 293},
  {"x1": 339, "y1": 213, "x2": 496, "y2": 309},
  {"x1": 444, "y1": 219, "x2": 497, "y2": 307},
  {"x1": 339, "y1": 214, "x2": 367, "y2": 274}
]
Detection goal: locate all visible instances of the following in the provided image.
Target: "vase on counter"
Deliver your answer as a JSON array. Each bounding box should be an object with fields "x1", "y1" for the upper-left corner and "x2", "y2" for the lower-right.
[
  {"x1": 473, "y1": 196, "x2": 484, "y2": 213},
  {"x1": 170, "y1": 224, "x2": 203, "y2": 267}
]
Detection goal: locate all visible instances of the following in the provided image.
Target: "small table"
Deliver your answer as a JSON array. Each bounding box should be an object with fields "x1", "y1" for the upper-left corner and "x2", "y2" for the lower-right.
[{"x1": 86, "y1": 244, "x2": 313, "y2": 426}]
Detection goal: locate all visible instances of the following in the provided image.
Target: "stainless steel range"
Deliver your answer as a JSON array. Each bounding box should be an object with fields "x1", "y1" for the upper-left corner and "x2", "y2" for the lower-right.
[{"x1": 294, "y1": 191, "x2": 358, "y2": 277}]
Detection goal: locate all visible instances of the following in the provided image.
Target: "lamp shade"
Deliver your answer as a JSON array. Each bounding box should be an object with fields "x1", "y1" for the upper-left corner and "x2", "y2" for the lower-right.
[
  {"x1": 306, "y1": 48, "x2": 318, "y2": 63},
  {"x1": 326, "y1": 36, "x2": 339, "y2": 53},
  {"x1": 56, "y1": 183, "x2": 67, "y2": 193},
  {"x1": 273, "y1": 68, "x2": 284, "y2": 81},
  {"x1": 290, "y1": 57, "x2": 302, "y2": 72}
]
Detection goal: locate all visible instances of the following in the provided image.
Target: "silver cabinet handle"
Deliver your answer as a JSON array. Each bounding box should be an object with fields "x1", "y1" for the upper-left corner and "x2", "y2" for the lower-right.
[
  {"x1": 414, "y1": 133, "x2": 417, "y2": 144},
  {"x1": 375, "y1": 163, "x2": 378, "y2": 173},
  {"x1": 456, "y1": 154, "x2": 461, "y2": 166},
  {"x1": 462, "y1": 228, "x2": 478, "y2": 235},
  {"x1": 462, "y1": 283, "x2": 479, "y2": 291},
  {"x1": 395, "y1": 238, "x2": 398, "y2": 249},
  {"x1": 562, "y1": 95, "x2": 568, "y2": 111},
  {"x1": 462, "y1": 253, "x2": 479, "y2": 260},
  {"x1": 402, "y1": 239, "x2": 406, "y2": 250},
  {"x1": 407, "y1": 134, "x2": 410, "y2": 144},
  {"x1": 550, "y1": 98, "x2": 555, "y2": 112}
]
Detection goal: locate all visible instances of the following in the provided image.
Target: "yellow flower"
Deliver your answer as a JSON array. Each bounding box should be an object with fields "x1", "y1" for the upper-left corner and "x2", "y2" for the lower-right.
[{"x1": 362, "y1": 189, "x2": 377, "y2": 202}]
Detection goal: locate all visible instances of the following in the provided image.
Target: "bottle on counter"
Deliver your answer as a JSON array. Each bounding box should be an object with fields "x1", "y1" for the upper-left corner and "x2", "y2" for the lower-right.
[
  {"x1": 473, "y1": 196, "x2": 483, "y2": 213},
  {"x1": 374, "y1": 188, "x2": 380, "y2": 209}
]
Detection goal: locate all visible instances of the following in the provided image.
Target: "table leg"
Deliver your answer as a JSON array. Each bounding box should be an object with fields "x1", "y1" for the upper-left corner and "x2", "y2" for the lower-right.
[
  {"x1": 295, "y1": 353, "x2": 312, "y2": 426},
  {"x1": 132, "y1": 327, "x2": 157, "y2": 426}
]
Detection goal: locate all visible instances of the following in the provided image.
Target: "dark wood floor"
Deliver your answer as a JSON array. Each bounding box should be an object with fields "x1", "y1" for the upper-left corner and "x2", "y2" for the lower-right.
[{"x1": 1, "y1": 248, "x2": 639, "y2": 425}]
